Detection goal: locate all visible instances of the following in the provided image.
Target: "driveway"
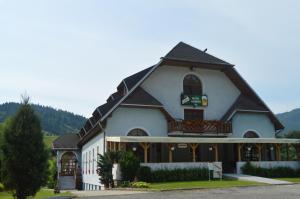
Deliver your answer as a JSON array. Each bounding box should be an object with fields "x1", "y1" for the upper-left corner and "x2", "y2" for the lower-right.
[{"x1": 77, "y1": 184, "x2": 300, "y2": 199}]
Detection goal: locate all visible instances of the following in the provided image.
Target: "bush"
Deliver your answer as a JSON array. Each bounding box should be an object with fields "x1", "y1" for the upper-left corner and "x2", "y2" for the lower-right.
[
  {"x1": 119, "y1": 151, "x2": 140, "y2": 181},
  {"x1": 241, "y1": 162, "x2": 300, "y2": 178},
  {"x1": 136, "y1": 166, "x2": 152, "y2": 182},
  {"x1": 151, "y1": 167, "x2": 208, "y2": 182},
  {"x1": 131, "y1": 181, "x2": 150, "y2": 188},
  {"x1": 0, "y1": 182, "x2": 4, "y2": 192}
]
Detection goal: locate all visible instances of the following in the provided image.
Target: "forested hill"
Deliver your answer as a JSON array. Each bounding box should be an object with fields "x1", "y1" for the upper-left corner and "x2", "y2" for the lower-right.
[
  {"x1": 0, "y1": 102, "x2": 87, "y2": 135},
  {"x1": 276, "y1": 108, "x2": 300, "y2": 134}
]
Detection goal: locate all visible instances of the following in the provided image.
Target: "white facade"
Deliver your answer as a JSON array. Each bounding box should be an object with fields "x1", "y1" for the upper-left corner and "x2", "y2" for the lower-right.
[
  {"x1": 230, "y1": 112, "x2": 276, "y2": 138},
  {"x1": 105, "y1": 107, "x2": 167, "y2": 137},
  {"x1": 80, "y1": 64, "x2": 279, "y2": 188},
  {"x1": 141, "y1": 65, "x2": 241, "y2": 120},
  {"x1": 81, "y1": 133, "x2": 104, "y2": 190}
]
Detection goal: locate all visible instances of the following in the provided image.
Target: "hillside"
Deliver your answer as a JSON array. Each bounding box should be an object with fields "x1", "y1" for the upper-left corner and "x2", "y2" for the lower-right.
[
  {"x1": 0, "y1": 102, "x2": 87, "y2": 135},
  {"x1": 276, "y1": 108, "x2": 300, "y2": 133}
]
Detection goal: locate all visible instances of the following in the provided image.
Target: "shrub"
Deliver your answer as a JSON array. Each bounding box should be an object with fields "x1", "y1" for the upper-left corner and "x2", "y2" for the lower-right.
[
  {"x1": 149, "y1": 167, "x2": 208, "y2": 182},
  {"x1": 0, "y1": 182, "x2": 4, "y2": 192},
  {"x1": 119, "y1": 151, "x2": 140, "y2": 181},
  {"x1": 96, "y1": 151, "x2": 121, "y2": 188},
  {"x1": 136, "y1": 166, "x2": 152, "y2": 182},
  {"x1": 241, "y1": 162, "x2": 300, "y2": 178},
  {"x1": 131, "y1": 181, "x2": 150, "y2": 188}
]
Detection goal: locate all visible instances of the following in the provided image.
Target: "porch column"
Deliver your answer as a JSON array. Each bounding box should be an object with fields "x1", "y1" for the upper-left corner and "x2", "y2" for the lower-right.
[
  {"x1": 256, "y1": 144, "x2": 262, "y2": 161},
  {"x1": 113, "y1": 142, "x2": 117, "y2": 151},
  {"x1": 286, "y1": 144, "x2": 290, "y2": 161},
  {"x1": 237, "y1": 143, "x2": 242, "y2": 161},
  {"x1": 189, "y1": 143, "x2": 199, "y2": 162},
  {"x1": 213, "y1": 144, "x2": 218, "y2": 162},
  {"x1": 140, "y1": 143, "x2": 150, "y2": 163},
  {"x1": 168, "y1": 144, "x2": 174, "y2": 162},
  {"x1": 275, "y1": 144, "x2": 281, "y2": 161}
]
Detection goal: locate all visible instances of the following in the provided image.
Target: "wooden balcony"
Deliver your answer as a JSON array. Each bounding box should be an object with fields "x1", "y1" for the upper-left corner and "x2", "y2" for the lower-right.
[{"x1": 168, "y1": 120, "x2": 232, "y2": 136}]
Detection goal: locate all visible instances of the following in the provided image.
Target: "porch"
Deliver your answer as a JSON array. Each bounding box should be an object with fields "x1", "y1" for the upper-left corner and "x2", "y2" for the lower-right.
[{"x1": 106, "y1": 136, "x2": 300, "y2": 173}]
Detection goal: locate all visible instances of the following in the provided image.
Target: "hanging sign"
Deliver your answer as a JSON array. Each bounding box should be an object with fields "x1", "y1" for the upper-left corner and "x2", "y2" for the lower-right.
[{"x1": 181, "y1": 94, "x2": 208, "y2": 107}]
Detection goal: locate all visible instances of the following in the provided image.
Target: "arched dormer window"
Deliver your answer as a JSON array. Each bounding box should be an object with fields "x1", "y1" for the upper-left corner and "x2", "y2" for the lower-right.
[
  {"x1": 243, "y1": 131, "x2": 259, "y2": 138},
  {"x1": 127, "y1": 128, "x2": 148, "y2": 136},
  {"x1": 183, "y1": 74, "x2": 202, "y2": 95}
]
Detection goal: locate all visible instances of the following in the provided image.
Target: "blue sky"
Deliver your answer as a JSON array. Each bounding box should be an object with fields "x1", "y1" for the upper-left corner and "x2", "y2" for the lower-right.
[{"x1": 0, "y1": 0, "x2": 299, "y2": 117}]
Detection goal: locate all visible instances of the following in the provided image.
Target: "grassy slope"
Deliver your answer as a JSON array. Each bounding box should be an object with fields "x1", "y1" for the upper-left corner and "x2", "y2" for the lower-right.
[
  {"x1": 43, "y1": 135, "x2": 58, "y2": 149},
  {"x1": 148, "y1": 179, "x2": 265, "y2": 190},
  {"x1": 0, "y1": 189, "x2": 72, "y2": 199}
]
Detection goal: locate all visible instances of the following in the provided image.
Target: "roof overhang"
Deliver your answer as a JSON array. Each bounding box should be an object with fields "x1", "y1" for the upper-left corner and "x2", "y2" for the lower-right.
[{"x1": 106, "y1": 136, "x2": 300, "y2": 144}]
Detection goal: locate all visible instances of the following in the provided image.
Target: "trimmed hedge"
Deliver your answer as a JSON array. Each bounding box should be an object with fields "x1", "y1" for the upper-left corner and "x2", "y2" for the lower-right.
[
  {"x1": 137, "y1": 166, "x2": 209, "y2": 182},
  {"x1": 241, "y1": 162, "x2": 300, "y2": 178}
]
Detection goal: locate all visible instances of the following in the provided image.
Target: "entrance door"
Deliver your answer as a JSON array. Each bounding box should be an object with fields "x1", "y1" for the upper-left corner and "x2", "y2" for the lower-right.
[{"x1": 222, "y1": 144, "x2": 236, "y2": 173}]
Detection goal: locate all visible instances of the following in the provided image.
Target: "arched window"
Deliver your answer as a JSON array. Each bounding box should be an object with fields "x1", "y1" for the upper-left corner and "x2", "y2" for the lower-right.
[
  {"x1": 127, "y1": 128, "x2": 148, "y2": 136},
  {"x1": 183, "y1": 74, "x2": 202, "y2": 95},
  {"x1": 61, "y1": 152, "x2": 77, "y2": 176},
  {"x1": 243, "y1": 131, "x2": 259, "y2": 138}
]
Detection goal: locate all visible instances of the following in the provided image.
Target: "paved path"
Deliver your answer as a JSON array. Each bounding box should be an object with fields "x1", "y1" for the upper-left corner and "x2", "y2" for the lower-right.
[
  {"x1": 223, "y1": 173, "x2": 292, "y2": 185},
  {"x1": 70, "y1": 190, "x2": 148, "y2": 197},
  {"x1": 77, "y1": 184, "x2": 300, "y2": 199}
]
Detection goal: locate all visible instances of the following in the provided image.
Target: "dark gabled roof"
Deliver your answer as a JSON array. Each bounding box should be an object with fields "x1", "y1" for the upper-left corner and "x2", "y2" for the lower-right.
[
  {"x1": 164, "y1": 42, "x2": 232, "y2": 66},
  {"x1": 222, "y1": 94, "x2": 269, "y2": 121},
  {"x1": 52, "y1": 133, "x2": 80, "y2": 149},
  {"x1": 123, "y1": 65, "x2": 155, "y2": 90},
  {"x1": 122, "y1": 87, "x2": 162, "y2": 106},
  {"x1": 223, "y1": 68, "x2": 284, "y2": 130},
  {"x1": 77, "y1": 42, "x2": 284, "y2": 145}
]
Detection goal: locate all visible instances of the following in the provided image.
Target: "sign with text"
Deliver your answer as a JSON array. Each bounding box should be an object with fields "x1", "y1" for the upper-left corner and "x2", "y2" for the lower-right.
[{"x1": 181, "y1": 94, "x2": 208, "y2": 107}]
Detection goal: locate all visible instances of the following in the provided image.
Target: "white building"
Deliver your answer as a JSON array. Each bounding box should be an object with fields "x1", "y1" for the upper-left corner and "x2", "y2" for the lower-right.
[{"x1": 53, "y1": 42, "x2": 300, "y2": 190}]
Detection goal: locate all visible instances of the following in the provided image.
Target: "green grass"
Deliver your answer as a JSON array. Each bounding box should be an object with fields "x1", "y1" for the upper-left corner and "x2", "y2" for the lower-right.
[
  {"x1": 274, "y1": 178, "x2": 300, "y2": 183},
  {"x1": 0, "y1": 189, "x2": 72, "y2": 199},
  {"x1": 148, "y1": 179, "x2": 266, "y2": 190},
  {"x1": 43, "y1": 135, "x2": 58, "y2": 149}
]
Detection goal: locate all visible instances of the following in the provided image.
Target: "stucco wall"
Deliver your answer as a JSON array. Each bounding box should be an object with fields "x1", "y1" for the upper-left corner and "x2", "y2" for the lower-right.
[
  {"x1": 105, "y1": 107, "x2": 168, "y2": 137},
  {"x1": 141, "y1": 65, "x2": 241, "y2": 120},
  {"x1": 230, "y1": 112, "x2": 275, "y2": 138},
  {"x1": 81, "y1": 133, "x2": 104, "y2": 189}
]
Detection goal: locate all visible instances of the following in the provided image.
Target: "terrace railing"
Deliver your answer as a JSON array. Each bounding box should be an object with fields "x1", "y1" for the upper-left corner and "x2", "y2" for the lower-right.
[{"x1": 168, "y1": 120, "x2": 232, "y2": 135}]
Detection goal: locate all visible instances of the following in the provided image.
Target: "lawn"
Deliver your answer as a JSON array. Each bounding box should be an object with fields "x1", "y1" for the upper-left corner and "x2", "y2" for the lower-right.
[
  {"x1": 148, "y1": 179, "x2": 266, "y2": 190},
  {"x1": 274, "y1": 178, "x2": 300, "y2": 183},
  {"x1": 0, "y1": 189, "x2": 72, "y2": 199}
]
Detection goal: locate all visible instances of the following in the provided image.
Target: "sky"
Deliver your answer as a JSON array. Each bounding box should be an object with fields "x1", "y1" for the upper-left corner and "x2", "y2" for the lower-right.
[{"x1": 0, "y1": 0, "x2": 300, "y2": 117}]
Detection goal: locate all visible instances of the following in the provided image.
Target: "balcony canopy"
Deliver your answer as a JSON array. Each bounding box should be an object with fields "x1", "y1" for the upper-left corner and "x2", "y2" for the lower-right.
[{"x1": 106, "y1": 136, "x2": 300, "y2": 144}]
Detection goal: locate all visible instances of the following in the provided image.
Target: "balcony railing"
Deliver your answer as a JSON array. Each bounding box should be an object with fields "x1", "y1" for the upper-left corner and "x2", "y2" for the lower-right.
[{"x1": 168, "y1": 120, "x2": 232, "y2": 135}]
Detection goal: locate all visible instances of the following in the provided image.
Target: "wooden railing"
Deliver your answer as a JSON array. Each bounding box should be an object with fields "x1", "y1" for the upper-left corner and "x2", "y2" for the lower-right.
[{"x1": 168, "y1": 120, "x2": 232, "y2": 135}]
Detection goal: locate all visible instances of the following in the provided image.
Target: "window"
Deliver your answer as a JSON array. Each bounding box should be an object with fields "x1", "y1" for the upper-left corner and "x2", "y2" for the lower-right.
[
  {"x1": 85, "y1": 152, "x2": 87, "y2": 174},
  {"x1": 183, "y1": 74, "x2": 202, "y2": 95},
  {"x1": 243, "y1": 131, "x2": 259, "y2": 138},
  {"x1": 97, "y1": 146, "x2": 99, "y2": 161},
  {"x1": 89, "y1": 151, "x2": 91, "y2": 174},
  {"x1": 127, "y1": 128, "x2": 148, "y2": 136},
  {"x1": 92, "y1": 149, "x2": 94, "y2": 174},
  {"x1": 184, "y1": 109, "x2": 203, "y2": 120}
]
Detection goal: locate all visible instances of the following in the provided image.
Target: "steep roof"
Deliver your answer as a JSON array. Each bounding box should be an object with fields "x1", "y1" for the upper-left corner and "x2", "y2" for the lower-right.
[
  {"x1": 222, "y1": 94, "x2": 269, "y2": 121},
  {"x1": 52, "y1": 134, "x2": 80, "y2": 150},
  {"x1": 77, "y1": 42, "x2": 284, "y2": 145},
  {"x1": 123, "y1": 65, "x2": 155, "y2": 90},
  {"x1": 122, "y1": 87, "x2": 162, "y2": 106},
  {"x1": 164, "y1": 42, "x2": 232, "y2": 66}
]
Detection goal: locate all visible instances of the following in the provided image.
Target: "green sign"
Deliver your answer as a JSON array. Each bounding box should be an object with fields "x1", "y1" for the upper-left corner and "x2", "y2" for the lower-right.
[{"x1": 181, "y1": 94, "x2": 208, "y2": 107}]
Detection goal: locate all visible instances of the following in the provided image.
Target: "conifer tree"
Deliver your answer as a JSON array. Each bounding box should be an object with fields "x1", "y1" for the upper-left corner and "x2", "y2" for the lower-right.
[{"x1": 2, "y1": 96, "x2": 48, "y2": 199}]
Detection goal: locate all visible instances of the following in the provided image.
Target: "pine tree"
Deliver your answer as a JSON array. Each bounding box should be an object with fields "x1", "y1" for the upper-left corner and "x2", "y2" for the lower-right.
[{"x1": 1, "y1": 96, "x2": 48, "y2": 199}]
